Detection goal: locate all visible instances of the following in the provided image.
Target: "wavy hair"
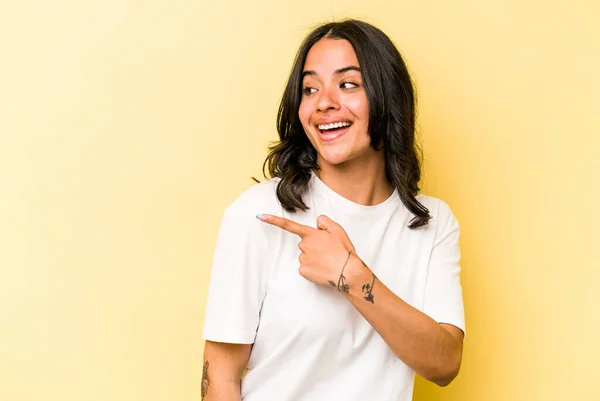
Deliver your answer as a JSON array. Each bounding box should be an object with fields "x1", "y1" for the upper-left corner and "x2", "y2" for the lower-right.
[{"x1": 262, "y1": 19, "x2": 431, "y2": 228}]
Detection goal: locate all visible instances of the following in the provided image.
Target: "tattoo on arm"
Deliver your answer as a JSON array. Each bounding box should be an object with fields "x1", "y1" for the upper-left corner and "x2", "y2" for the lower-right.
[
  {"x1": 328, "y1": 250, "x2": 352, "y2": 293},
  {"x1": 362, "y1": 272, "x2": 376, "y2": 304},
  {"x1": 201, "y1": 361, "x2": 210, "y2": 400},
  {"x1": 358, "y1": 258, "x2": 376, "y2": 304}
]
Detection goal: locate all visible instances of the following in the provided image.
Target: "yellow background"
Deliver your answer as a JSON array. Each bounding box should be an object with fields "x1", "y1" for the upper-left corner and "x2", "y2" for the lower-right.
[{"x1": 1, "y1": 1, "x2": 599, "y2": 400}]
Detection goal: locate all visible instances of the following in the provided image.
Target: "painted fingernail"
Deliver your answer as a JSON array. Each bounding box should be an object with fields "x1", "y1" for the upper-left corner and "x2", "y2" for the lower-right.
[{"x1": 256, "y1": 214, "x2": 267, "y2": 222}]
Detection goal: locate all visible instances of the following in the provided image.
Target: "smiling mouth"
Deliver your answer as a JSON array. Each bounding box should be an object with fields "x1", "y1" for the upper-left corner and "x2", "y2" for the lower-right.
[
  {"x1": 316, "y1": 121, "x2": 352, "y2": 142},
  {"x1": 317, "y1": 121, "x2": 352, "y2": 135}
]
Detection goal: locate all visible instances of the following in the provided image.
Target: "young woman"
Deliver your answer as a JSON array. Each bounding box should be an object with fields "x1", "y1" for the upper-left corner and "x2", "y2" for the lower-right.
[{"x1": 201, "y1": 19, "x2": 465, "y2": 401}]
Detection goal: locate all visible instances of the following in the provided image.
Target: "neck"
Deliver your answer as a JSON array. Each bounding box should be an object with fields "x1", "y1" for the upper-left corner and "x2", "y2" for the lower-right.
[{"x1": 315, "y1": 155, "x2": 394, "y2": 206}]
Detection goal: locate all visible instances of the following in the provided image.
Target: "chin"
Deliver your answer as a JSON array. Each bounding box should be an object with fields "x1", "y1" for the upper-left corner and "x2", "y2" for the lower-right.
[{"x1": 317, "y1": 149, "x2": 353, "y2": 166}]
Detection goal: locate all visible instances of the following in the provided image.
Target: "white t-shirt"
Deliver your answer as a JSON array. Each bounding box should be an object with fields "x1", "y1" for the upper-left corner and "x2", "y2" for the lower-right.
[{"x1": 203, "y1": 173, "x2": 465, "y2": 401}]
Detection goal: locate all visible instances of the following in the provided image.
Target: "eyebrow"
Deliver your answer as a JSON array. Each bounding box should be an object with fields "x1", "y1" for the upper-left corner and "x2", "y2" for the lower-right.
[{"x1": 302, "y1": 66, "x2": 361, "y2": 78}]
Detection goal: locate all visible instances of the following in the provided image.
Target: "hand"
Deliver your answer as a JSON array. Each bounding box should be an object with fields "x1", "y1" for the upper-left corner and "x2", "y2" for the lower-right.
[{"x1": 257, "y1": 214, "x2": 358, "y2": 291}]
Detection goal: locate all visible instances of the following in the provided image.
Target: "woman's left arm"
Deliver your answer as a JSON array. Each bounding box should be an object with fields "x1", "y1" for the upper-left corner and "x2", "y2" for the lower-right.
[
  {"x1": 257, "y1": 212, "x2": 464, "y2": 387},
  {"x1": 341, "y1": 254, "x2": 463, "y2": 387}
]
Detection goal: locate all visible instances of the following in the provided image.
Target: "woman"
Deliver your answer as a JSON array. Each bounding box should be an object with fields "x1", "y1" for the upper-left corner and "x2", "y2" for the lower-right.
[{"x1": 202, "y1": 19, "x2": 465, "y2": 401}]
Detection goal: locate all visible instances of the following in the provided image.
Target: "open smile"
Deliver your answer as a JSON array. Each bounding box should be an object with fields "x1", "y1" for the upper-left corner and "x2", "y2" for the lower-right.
[{"x1": 316, "y1": 121, "x2": 353, "y2": 142}]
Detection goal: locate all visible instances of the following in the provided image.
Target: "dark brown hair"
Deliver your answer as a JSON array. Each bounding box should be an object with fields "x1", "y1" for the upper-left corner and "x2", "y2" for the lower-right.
[{"x1": 263, "y1": 19, "x2": 431, "y2": 228}]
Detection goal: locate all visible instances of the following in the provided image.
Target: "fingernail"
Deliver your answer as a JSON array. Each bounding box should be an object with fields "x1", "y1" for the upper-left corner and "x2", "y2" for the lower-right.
[{"x1": 256, "y1": 214, "x2": 267, "y2": 222}]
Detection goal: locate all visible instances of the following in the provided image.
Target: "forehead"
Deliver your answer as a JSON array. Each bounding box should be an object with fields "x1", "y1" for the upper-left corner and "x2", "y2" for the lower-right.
[{"x1": 303, "y1": 38, "x2": 360, "y2": 73}]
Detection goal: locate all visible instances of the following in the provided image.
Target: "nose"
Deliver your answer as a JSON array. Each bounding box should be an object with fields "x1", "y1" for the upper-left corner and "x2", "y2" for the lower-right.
[{"x1": 316, "y1": 86, "x2": 340, "y2": 112}]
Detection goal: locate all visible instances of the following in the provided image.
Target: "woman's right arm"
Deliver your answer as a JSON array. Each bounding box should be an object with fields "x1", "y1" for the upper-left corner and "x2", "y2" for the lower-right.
[
  {"x1": 202, "y1": 201, "x2": 277, "y2": 399},
  {"x1": 201, "y1": 340, "x2": 252, "y2": 401}
]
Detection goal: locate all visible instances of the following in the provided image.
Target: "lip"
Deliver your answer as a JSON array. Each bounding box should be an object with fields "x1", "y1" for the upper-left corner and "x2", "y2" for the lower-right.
[
  {"x1": 315, "y1": 119, "x2": 352, "y2": 128},
  {"x1": 317, "y1": 124, "x2": 351, "y2": 143}
]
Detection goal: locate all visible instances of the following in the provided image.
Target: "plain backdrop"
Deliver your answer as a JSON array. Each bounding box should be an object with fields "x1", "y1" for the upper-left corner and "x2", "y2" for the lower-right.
[{"x1": 1, "y1": 1, "x2": 599, "y2": 400}]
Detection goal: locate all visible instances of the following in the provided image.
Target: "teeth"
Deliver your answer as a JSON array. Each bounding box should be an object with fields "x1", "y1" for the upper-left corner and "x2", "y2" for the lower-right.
[{"x1": 318, "y1": 121, "x2": 351, "y2": 131}]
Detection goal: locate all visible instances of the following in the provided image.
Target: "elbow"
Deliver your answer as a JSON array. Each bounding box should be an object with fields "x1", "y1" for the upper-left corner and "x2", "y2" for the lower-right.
[
  {"x1": 431, "y1": 372, "x2": 458, "y2": 387},
  {"x1": 426, "y1": 351, "x2": 462, "y2": 387},
  {"x1": 429, "y1": 363, "x2": 461, "y2": 387}
]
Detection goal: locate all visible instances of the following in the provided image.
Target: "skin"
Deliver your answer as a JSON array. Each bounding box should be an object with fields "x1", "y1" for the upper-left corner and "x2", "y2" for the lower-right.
[
  {"x1": 202, "y1": 38, "x2": 464, "y2": 399},
  {"x1": 298, "y1": 38, "x2": 394, "y2": 206},
  {"x1": 202, "y1": 341, "x2": 250, "y2": 401}
]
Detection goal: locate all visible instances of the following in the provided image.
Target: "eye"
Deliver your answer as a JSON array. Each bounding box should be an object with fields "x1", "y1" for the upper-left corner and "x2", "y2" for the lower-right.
[
  {"x1": 340, "y1": 81, "x2": 359, "y2": 89},
  {"x1": 303, "y1": 87, "x2": 317, "y2": 95}
]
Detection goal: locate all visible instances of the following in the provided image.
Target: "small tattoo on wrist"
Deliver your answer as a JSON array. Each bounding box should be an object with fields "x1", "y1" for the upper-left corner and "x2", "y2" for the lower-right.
[
  {"x1": 362, "y1": 272, "x2": 376, "y2": 304},
  {"x1": 329, "y1": 251, "x2": 352, "y2": 293}
]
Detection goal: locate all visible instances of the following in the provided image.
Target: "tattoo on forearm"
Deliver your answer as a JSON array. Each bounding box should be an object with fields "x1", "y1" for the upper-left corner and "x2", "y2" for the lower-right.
[
  {"x1": 362, "y1": 272, "x2": 376, "y2": 304},
  {"x1": 328, "y1": 250, "x2": 352, "y2": 293},
  {"x1": 201, "y1": 361, "x2": 210, "y2": 400}
]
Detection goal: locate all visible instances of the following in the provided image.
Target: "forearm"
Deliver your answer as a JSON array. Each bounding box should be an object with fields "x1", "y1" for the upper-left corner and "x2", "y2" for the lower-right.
[{"x1": 343, "y1": 255, "x2": 463, "y2": 386}]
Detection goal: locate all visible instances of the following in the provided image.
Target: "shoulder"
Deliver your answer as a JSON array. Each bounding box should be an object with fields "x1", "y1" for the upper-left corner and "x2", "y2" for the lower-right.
[
  {"x1": 215, "y1": 178, "x2": 283, "y2": 248},
  {"x1": 227, "y1": 178, "x2": 282, "y2": 216},
  {"x1": 416, "y1": 194, "x2": 459, "y2": 234},
  {"x1": 416, "y1": 195, "x2": 455, "y2": 220}
]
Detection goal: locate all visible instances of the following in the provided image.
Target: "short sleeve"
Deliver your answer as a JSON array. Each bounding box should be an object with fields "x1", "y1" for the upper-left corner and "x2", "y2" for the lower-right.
[
  {"x1": 202, "y1": 205, "x2": 271, "y2": 344},
  {"x1": 423, "y1": 201, "x2": 466, "y2": 336}
]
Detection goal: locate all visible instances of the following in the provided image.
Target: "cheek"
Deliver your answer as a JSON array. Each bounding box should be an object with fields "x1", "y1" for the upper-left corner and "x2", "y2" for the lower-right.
[
  {"x1": 298, "y1": 101, "x2": 312, "y2": 127},
  {"x1": 346, "y1": 96, "x2": 369, "y2": 120}
]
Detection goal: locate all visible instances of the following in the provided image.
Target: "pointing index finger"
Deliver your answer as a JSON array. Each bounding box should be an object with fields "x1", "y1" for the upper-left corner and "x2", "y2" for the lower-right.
[{"x1": 257, "y1": 214, "x2": 312, "y2": 238}]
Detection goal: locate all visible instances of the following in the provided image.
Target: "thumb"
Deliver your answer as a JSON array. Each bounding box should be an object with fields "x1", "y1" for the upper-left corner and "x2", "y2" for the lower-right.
[
  {"x1": 316, "y1": 214, "x2": 339, "y2": 232},
  {"x1": 317, "y1": 215, "x2": 354, "y2": 251}
]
